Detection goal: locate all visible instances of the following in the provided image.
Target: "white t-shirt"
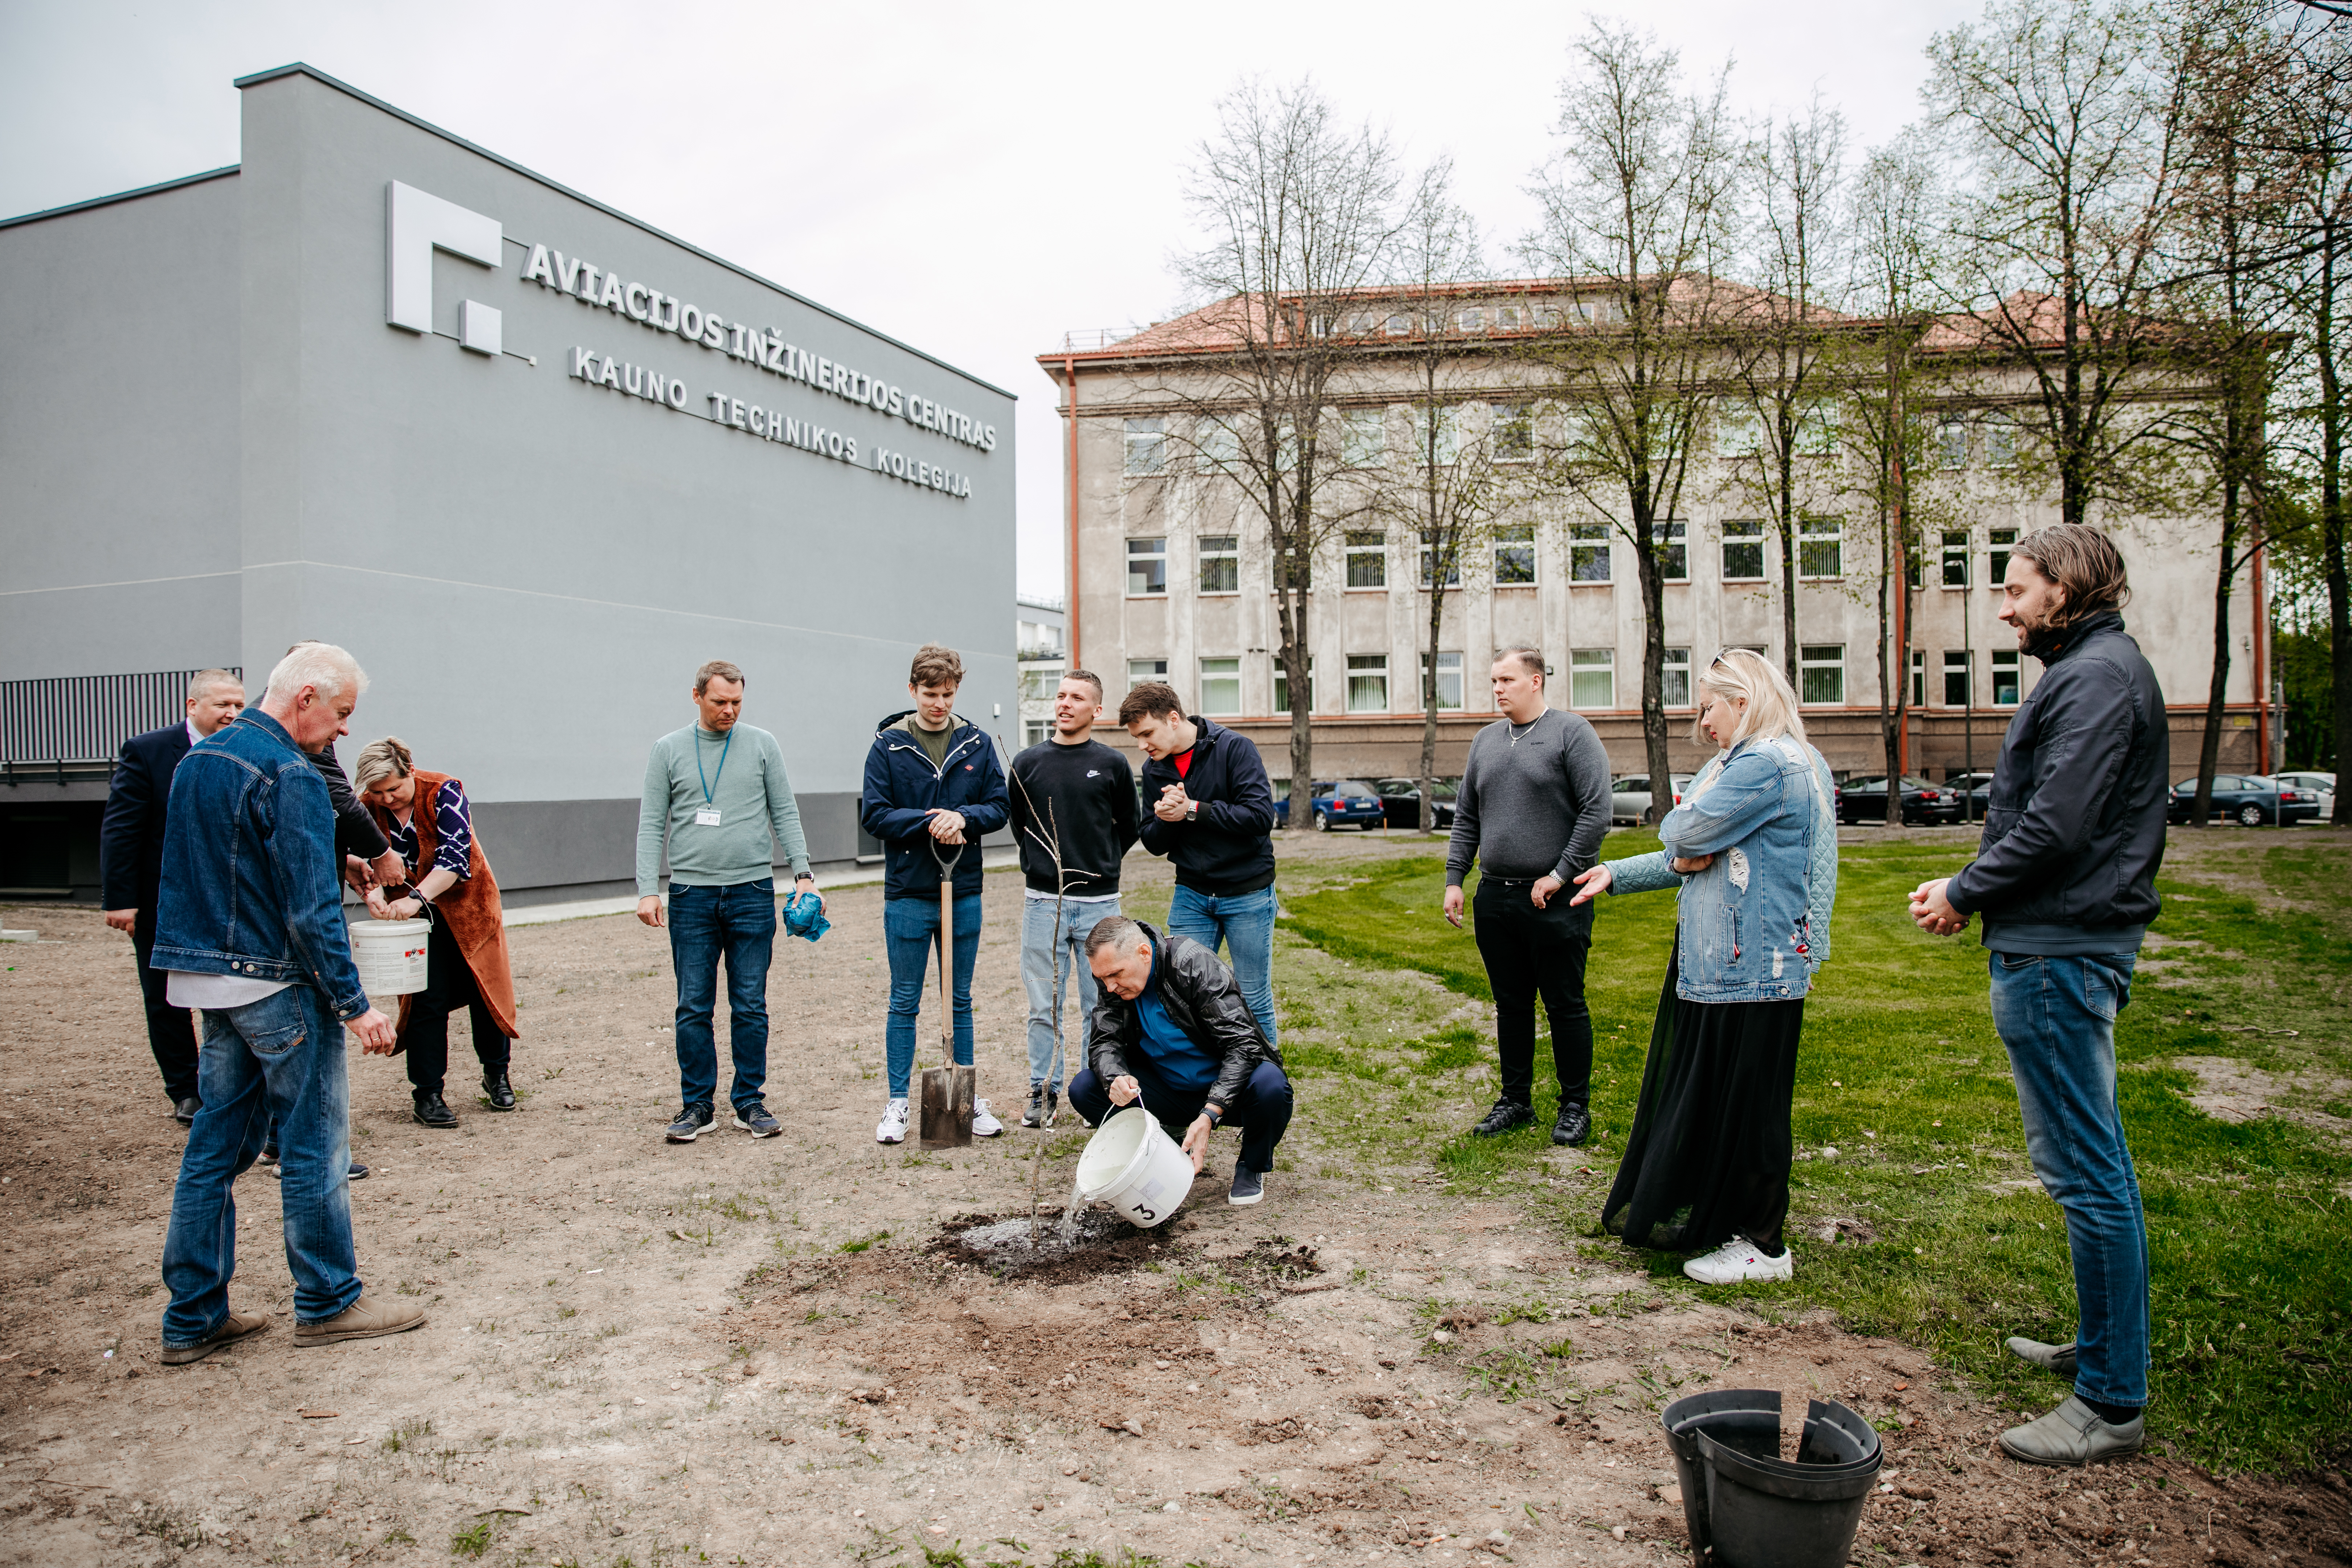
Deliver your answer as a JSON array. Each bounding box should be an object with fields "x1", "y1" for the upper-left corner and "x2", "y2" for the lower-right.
[{"x1": 167, "y1": 971, "x2": 290, "y2": 1009}]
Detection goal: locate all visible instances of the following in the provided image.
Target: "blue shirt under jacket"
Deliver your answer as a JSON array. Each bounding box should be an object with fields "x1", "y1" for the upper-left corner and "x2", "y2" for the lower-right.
[{"x1": 1131, "y1": 950, "x2": 1221, "y2": 1092}]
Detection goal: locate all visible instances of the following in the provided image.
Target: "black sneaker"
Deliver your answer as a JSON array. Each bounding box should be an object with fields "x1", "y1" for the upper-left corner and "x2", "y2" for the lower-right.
[
  {"x1": 1552, "y1": 1102, "x2": 1592, "y2": 1147},
  {"x1": 1229, "y1": 1166, "x2": 1265, "y2": 1206},
  {"x1": 259, "y1": 1141, "x2": 280, "y2": 1165},
  {"x1": 732, "y1": 1103, "x2": 781, "y2": 1138},
  {"x1": 347, "y1": 1161, "x2": 370, "y2": 1181},
  {"x1": 173, "y1": 1098, "x2": 200, "y2": 1127},
  {"x1": 1471, "y1": 1099, "x2": 1534, "y2": 1137},
  {"x1": 1022, "y1": 1083, "x2": 1046, "y2": 1129},
  {"x1": 665, "y1": 1105, "x2": 716, "y2": 1143},
  {"x1": 480, "y1": 1069, "x2": 516, "y2": 1111},
  {"x1": 412, "y1": 1092, "x2": 459, "y2": 1130}
]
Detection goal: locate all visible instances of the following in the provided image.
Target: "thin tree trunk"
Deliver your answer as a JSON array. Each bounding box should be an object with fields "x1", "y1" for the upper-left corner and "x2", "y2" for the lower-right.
[{"x1": 2193, "y1": 472, "x2": 2238, "y2": 826}]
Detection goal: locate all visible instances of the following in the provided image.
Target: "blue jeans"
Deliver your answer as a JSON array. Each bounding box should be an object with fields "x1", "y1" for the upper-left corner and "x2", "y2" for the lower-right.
[
  {"x1": 1166, "y1": 883, "x2": 1278, "y2": 1046},
  {"x1": 885, "y1": 893, "x2": 983, "y2": 1098},
  {"x1": 1988, "y1": 950, "x2": 2149, "y2": 1409},
  {"x1": 1022, "y1": 895, "x2": 1119, "y2": 1091},
  {"x1": 669, "y1": 880, "x2": 776, "y2": 1115},
  {"x1": 162, "y1": 984, "x2": 361, "y2": 1342},
  {"x1": 1069, "y1": 1058, "x2": 1294, "y2": 1174}
]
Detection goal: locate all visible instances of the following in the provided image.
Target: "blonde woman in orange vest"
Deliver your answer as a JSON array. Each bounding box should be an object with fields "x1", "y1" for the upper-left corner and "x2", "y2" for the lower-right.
[{"x1": 353, "y1": 738, "x2": 520, "y2": 1128}]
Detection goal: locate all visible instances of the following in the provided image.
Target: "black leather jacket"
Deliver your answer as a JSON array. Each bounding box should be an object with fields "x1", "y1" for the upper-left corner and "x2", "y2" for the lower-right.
[
  {"x1": 1086, "y1": 921, "x2": 1282, "y2": 1112},
  {"x1": 1947, "y1": 612, "x2": 2169, "y2": 939}
]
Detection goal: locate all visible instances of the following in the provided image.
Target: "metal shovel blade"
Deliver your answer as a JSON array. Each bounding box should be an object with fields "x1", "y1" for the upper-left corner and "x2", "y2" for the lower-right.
[{"x1": 918, "y1": 1063, "x2": 976, "y2": 1150}]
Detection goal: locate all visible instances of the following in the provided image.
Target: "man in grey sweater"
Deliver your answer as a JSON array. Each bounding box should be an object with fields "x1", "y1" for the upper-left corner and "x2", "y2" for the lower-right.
[
  {"x1": 1442, "y1": 648, "x2": 1613, "y2": 1145},
  {"x1": 636, "y1": 660, "x2": 818, "y2": 1144}
]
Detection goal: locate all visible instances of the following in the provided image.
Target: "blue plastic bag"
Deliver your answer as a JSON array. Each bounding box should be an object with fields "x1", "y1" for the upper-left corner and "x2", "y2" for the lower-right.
[{"x1": 781, "y1": 888, "x2": 830, "y2": 943}]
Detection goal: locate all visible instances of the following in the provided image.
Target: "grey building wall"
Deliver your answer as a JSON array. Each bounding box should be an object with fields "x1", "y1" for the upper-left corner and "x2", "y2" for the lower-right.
[{"x1": 2, "y1": 65, "x2": 1017, "y2": 901}]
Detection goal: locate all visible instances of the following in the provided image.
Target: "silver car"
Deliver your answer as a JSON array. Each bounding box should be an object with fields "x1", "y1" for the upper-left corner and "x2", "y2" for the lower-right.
[
  {"x1": 2274, "y1": 771, "x2": 2336, "y2": 823},
  {"x1": 1611, "y1": 773, "x2": 1696, "y2": 826}
]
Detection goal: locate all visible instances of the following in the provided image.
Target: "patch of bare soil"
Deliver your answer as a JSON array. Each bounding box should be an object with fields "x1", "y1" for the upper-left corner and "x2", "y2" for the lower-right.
[
  {"x1": 2173, "y1": 1056, "x2": 2352, "y2": 1137},
  {"x1": 3, "y1": 870, "x2": 2348, "y2": 1567}
]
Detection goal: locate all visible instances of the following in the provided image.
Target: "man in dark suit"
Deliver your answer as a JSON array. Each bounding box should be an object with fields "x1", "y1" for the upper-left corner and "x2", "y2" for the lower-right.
[{"x1": 102, "y1": 670, "x2": 249, "y2": 1123}]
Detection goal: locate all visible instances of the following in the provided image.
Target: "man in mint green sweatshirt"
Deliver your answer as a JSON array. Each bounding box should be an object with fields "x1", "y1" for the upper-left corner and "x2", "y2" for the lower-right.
[{"x1": 636, "y1": 660, "x2": 819, "y2": 1144}]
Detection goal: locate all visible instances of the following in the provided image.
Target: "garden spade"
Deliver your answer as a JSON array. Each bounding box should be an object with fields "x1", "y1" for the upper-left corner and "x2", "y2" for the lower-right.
[{"x1": 918, "y1": 840, "x2": 975, "y2": 1149}]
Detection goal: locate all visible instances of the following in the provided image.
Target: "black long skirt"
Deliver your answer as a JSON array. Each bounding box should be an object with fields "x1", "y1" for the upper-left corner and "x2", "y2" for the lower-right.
[{"x1": 1601, "y1": 935, "x2": 1805, "y2": 1255}]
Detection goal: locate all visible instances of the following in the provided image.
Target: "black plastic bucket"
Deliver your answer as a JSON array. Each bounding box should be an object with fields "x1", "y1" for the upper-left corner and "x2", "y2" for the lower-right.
[{"x1": 1660, "y1": 1389, "x2": 1883, "y2": 1568}]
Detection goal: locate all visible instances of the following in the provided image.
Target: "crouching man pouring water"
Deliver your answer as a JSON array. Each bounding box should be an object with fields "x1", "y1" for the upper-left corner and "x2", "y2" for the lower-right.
[{"x1": 1070, "y1": 915, "x2": 1293, "y2": 1207}]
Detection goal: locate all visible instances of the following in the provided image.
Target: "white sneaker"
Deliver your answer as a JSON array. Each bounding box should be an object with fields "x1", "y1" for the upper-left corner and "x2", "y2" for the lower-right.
[
  {"x1": 875, "y1": 1099, "x2": 910, "y2": 1145},
  {"x1": 971, "y1": 1098, "x2": 1004, "y2": 1138},
  {"x1": 1683, "y1": 1235, "x2": 1794, "y2": 1285}
]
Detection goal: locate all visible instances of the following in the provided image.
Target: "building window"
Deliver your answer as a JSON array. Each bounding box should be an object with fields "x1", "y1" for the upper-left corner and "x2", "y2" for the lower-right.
[
  {"x1": 1198, "y1": 657, "x2": 1242, "y2": 716},
  {"x1": 1199, "y1": 534, "x2": 1238, "y2": 594},
  {"x1": 1410, "y1": 404, "x2": 1461, "y2": 466},
  {"x1": 1491, "y1": 403, "x2": 1533, "y2": 463},
  {"x1": 1127, "y1": 537, "x2": 1167, "y2": 596},
  {"x1": 1017, "y1": 619, "x2": 1064, "y2": 658},
  {"x1": 1908, "y1": 649, "x2": 1925, "y2": 707},
  {"x1": 1570, "y1": 649, "x2": 1614, "y2": 709},
  {"x1": 1937, "y1": 422, "x2": 1968, "y2": 470},
  {"x1": 1273, "y1": 655, "x2": 1314, "y2": 712},
  {"x1": 1346, "y1": 654, "x2": 1389, "y2": 713},
  {"x1": 1456, "y1": 307, "x2": 1485, "y2": 332},
  {"x1": 1662, "y1": 520, "x2": 1688, "y2": 582},
  {"x1": 1493, "y1": 304, "x2": 1525, "y2": 330},
  {"x1": 1384, "y1": 313, "x2": 1413, "y2": 336},
  {"x1": 1197, "y1": 417, "x2": 1241, "y2": 470},
  {"x1": 1495, "y1": 525, "x2": 1536, "y2": 586},
  {"x1": 1019, "y1": 668, "x2": 1063, "y2": 702},
  {"x1": 1127, "y1": 658, "x2": 1168, "y2": 693},
  {"x1": 1799, "y1": 644, "x2": 1845, "y2": 705},
  {"x1": 1124, "y1": 417, "x2": 1167, "y2": 476},
  {"x1": 1420, "y1": 531, "x2": 1463, "y2": 588},
  {"x1": 1419, "y1": 650, "x2": 1464, "y2": 710},
  {"x1": 1798, "y1": 516, "x2": 1843, "y2": 580},
  {"x1": 1345, "y1": 531, "x2": 1387, "y2": 588},
  {"x1": 1575, "y1": 296, "x2": 1620, "y2": 325},
  {"x1": 1991, "y1": 649, "x2": 2021, "y2": 706},
  {"x1": 1989, "y1": 527, "x2": 2017, "y2": 584},
  {"x1": 1986, "y1": 423, "x2": 2016, "y2": 468},
  {"x1": 1341, "y1": 408, "x2": 1386, "y2": 468},
  {"x1": 1943, "y1": 650, "x2": 1970, "y2": 707},
  {"x1": 1663, "y1": 647, "x2": 1692, "y2": 709},
  {"x1": 1941, "y1": 530, "x2": 1969, "y2": 588},
  {"x1": 1722, "y1": 519, "x2": 1765, "y2": 581},
  {"x1": 1023, "y1": 720, "x2": 1054, "y2": 745},
  {"x1": 1569, "y1": 524, "x2": 1611, "y2": 583},
  {"x1": 1719, "y1": 404, "x2": 1762, "y2": 458}
]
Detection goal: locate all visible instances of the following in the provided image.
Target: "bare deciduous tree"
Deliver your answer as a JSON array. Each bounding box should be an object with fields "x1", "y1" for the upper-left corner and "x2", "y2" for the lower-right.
[
  {"x1": 1522, "y1": 20, "x2": 1740, "y2": 819},
  {"x1": 1175, "y1": 78, "x2": 1404, "y2": 811}
]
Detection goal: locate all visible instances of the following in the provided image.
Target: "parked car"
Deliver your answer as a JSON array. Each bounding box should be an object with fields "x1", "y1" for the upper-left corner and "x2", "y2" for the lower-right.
[
  {"x1": 2167, "y1": 775, "x2": 2323, "y2": 827},
  {"x1": 1273, "y1": 779, "x2": 1388, "y2": 831},
  {"x1": 1610, "y1": 774, "x2": 1696, "y2": 826},
  {"x1": 1373, "y1": 777, "x2": 1457, "y2": 830},
  {"x1": 2274, "y1": 770, "x2": 2337, "y2": 823},
  {"x1": 1836, "y1": 775, "x2": 1964, "y2": 826},
  {"x1": 1946, "y1": 771, "x2": 1996, "y2": 823}
]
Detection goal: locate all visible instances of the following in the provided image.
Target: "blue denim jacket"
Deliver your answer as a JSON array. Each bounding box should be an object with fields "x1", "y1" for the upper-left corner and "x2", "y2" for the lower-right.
[
  {"x1": 1604, "y1": 735, "x2": 1838, "y2": 1003},
  {"x1": 150, "y1": 709, "x2": 370, "y2": 1020}
]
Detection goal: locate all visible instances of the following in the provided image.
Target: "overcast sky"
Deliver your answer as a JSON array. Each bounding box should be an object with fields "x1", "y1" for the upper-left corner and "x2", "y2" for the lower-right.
[{"x1": 2, "y1": 0, "x2": 1979, "y2": 601}]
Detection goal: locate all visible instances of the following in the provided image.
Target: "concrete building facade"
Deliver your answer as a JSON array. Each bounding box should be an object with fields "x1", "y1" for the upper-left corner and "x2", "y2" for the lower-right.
[
  {"x1": 1039, "y1": 285, "x2": 2270, "y2": 790},
  {"x1": 2, "y1": 64, "x2": 1016, "y2": 903}
]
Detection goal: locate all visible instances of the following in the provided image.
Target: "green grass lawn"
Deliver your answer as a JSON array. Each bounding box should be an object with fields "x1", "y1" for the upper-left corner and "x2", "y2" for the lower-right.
[{"x1": 1274, "y1": 831, "x2": 2352, "y2": 1474}]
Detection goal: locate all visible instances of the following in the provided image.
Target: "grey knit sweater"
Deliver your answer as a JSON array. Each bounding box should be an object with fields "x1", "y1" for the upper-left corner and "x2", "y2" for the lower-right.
[{"x1": 1444, "y1": 708, "x2": 1614, "y2": 886}]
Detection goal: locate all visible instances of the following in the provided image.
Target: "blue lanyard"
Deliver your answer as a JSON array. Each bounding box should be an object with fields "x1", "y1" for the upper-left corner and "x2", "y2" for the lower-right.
[{"x1": 695, "y1": 728, "x2": 733, "y2": 804}]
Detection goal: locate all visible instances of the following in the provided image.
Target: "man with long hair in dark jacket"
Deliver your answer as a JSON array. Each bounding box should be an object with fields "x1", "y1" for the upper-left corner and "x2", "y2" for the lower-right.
[
  {"x1": 1910, "y1": 524, "x2": 2168, "y2": 1467},
  {"x1": 1073, "y1": 915, "x2": 1291, "y2": 1206}
]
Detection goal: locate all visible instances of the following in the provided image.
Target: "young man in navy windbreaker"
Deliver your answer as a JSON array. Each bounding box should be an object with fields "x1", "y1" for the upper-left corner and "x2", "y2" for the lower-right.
[{"x1": 859, "y1": 644, "x2": 1012, "y2": 1143}]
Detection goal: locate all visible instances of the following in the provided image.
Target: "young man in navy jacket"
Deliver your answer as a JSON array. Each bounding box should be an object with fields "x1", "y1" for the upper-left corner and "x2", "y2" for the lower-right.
[
  {"x1": 1119, "y1": 682, "x2": 1281, "y2": 1045},
  {"x1": 859, "y1": 644, "x2": 1012, "y2": 1144}
]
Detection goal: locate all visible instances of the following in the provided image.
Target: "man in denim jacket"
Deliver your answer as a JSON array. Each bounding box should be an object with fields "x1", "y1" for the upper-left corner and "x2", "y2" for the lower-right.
[
  {"x1": 1911, "y1": 526, "x2": 2167, "y2": 1467},
  {"x1": 150, "y1": 644, "x2": 421, "y2": 1365}
]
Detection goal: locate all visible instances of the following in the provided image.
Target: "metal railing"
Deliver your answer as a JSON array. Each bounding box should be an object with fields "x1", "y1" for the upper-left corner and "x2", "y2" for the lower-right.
[
  {"x1": 1, "y1": 669, "x2": 240, "y2": 775},
  {"x1": 1057, "y1": 328, "x2": 1131, "y2": 352}
]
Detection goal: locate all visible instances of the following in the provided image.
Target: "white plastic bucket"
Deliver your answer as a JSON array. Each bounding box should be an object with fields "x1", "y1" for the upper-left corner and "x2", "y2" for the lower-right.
[
  {"x1": 1074, "y1": 1106, "x2": 1195, "y2": 1228},
  {"x1": 350, "y1": 917, "x2": 431, "y2": 998}
]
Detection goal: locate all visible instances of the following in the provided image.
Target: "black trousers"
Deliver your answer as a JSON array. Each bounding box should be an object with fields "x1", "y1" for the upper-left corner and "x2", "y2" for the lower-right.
[
  {"x1": 1472, "y1": 875, "x2": 1595, "y2": 1108},
  {"x1": 400, "y1": 915, "x2": 510, "y2": 1097},
  {"x1": 131, "y1": 914, "x2": 200, "y2": 1104}
]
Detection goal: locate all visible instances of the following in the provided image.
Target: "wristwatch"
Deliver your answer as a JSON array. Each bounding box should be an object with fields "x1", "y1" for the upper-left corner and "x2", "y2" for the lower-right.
[{"x1": 1186, "y1": 800, "x2": 1200, "y2": 821}]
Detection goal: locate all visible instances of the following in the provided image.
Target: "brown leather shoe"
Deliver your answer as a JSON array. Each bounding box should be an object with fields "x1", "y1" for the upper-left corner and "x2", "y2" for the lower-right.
[
  {"x1": 161, "y1": 1309, "x2": 271, "y2": 1366},
  {"x1": 293, "y1": 1294, "x2": 427, "y2": 1348}
]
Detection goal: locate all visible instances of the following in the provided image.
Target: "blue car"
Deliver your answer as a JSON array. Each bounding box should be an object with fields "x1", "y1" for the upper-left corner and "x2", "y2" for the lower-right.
[
  {"x1": 2168, "y1": 775, "x2": 2323, "y2": 827},
  {"x1": 1274, "y1": 779, "x2": 1388, "y2": 831}
]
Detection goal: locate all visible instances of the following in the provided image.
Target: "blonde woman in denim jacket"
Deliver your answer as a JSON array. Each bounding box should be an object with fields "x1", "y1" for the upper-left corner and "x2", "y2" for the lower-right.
[{"x1": 1570, "y1": 649, "x2": 1838, "y2": 1284}]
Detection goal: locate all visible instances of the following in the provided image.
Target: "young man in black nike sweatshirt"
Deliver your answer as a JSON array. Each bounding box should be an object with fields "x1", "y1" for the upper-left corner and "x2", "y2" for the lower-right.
[{"x1": 1007, "y1": 669, "x2": 1139, "y2": 1126}]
